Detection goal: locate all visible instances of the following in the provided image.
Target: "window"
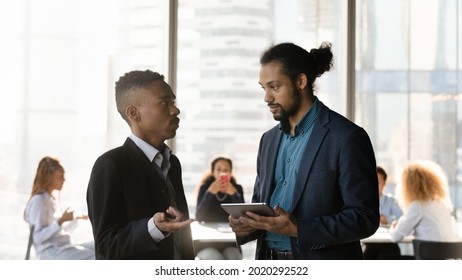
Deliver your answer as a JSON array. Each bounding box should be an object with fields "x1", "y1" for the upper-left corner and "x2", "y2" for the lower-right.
[
  {"x1": 176, "y1": 0, "x2": 347, "y2": 209},
  {"x1": 356, "y1": 0, "x2": 462, "y2": 216},
  {"x1": 1, "y1": 0, "x2": 460, "y2": 259}
]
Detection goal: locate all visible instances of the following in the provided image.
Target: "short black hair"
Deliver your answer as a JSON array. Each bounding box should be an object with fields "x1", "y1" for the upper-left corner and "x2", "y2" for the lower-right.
[
  {"x1": 376, "y1": 166, "x2": 388, "y2": 181},
  {"x1": 115, "y1": 70, "x2": 164, "y2": 124}
]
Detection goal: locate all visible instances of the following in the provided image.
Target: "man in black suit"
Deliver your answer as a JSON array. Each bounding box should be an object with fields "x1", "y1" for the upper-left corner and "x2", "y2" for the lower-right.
[
  {"x1": 229, "y1": 42, "x2": 379, "y2": 259},
  {"x1": 87, "y1": 70, "x2": 194, "y2": 259}
]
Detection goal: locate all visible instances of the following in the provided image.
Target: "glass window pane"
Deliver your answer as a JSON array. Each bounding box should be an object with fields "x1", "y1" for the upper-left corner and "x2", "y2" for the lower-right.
[
  {"x1": 356, "y1": 0, "x2": 462, "y2": 216},
  {"x1": 0, "y1": 0, "x2": 168, "y2": 259},
  {"x1": 176, "y1": 0, "x2": 347, "y2": 207}
]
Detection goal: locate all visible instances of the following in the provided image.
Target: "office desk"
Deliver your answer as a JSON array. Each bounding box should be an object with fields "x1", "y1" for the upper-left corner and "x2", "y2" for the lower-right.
[
  {"x1": 361, "y1": 226, "x2": 413, "y2": 243},
  {"x1": 191, "y1": 221, "x2": 237, "y2": 242},
  {"x1": 191, "y1": 221, "x2": 239, "y2": 255},
  {"x1": 68, "y1": 219, "x2": 94, "y2": 244},
  {"x1": 361, "y1": 226, "x2": 414, "y2": 256}
]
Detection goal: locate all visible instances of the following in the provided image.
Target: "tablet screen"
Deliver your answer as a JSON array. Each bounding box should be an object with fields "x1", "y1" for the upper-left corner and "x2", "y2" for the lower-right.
[{"x1": 221, "y1": 202, "x2": 277, "y2": 218}]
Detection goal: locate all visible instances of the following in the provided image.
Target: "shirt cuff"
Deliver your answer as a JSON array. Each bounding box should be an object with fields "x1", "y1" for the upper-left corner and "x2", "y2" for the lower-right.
[
  {"x1": 51, "y1": 220, "x2": 61, "y2": 232},
  {"x1": 147, "y1": 217, "x2": 170, "y2": 242}
]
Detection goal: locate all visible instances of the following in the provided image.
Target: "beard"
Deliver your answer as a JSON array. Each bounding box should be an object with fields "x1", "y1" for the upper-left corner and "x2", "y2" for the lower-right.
[{"x1": 272, "y1": 86, "x2": 302, "y2": 121}]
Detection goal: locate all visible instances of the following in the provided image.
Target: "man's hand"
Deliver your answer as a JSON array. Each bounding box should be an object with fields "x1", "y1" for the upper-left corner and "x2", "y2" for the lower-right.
[
  {"x1": 234, "y1": 205, "x2": 298, "y2": 237},
  {"x1": 228, "y1": 215, "x2": 257, "y2": 236},
  {"x1": 380, "y1": 214, "x2": 388, "y2": 225},
  {"x1": 153, "y1": 206, "x2": 193, "y2": 234}
]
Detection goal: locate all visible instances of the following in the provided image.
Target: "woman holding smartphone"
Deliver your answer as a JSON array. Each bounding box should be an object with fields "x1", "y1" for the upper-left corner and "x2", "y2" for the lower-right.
[{"x1": 195, "y1": 156, "x2": 245, "y2": 259}]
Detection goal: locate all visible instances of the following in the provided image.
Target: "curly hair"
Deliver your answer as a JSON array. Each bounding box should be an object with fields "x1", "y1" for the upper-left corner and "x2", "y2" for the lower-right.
[{"x1": 397, "y1": 160, "x2": 452, "y2": 211}]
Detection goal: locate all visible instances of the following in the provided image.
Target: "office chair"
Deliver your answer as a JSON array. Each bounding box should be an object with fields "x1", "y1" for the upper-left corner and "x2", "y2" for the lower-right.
[
  {"x1": 25, "y1": 225, "x2": 34, "y2": 260},
  {"x1": 412, "y1": 239, "x2": 462, "y2": 260}
]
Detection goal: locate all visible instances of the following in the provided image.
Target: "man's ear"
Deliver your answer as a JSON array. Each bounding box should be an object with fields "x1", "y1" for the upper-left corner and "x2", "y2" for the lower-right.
[
  {"x1": 297, "y1": 73, "x2": 308, "y2": 90},
  {"x1": 126, "y1": 105, "x2": 139, "y2": 122}
]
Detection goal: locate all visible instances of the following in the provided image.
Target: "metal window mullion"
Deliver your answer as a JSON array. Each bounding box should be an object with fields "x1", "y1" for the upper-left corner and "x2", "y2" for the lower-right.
[
  {"x1": 346, "y1": 0, "x2": 356, "y2": 121},
  {"x1": 167, "y1": 0, "x2": 178, "y2": 152}
]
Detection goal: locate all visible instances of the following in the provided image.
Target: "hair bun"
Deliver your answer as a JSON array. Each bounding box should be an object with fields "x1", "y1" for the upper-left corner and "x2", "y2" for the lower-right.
[{"x1": 310, "y1": 42, "x2": 333, "y2": 77}]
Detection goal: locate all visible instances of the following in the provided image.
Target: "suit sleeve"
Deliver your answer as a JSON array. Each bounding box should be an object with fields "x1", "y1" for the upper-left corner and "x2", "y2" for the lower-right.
[
  {"x1": 86, "y1": 155, "x2": 160, "y2": 259},
  {"x1": 297, "y1": 126, "x2": 380, "y2": 250}
]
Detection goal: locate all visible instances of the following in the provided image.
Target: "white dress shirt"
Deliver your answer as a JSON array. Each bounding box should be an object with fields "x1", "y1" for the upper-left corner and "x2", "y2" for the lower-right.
[{"x1": 128, "y1": 132, "x2": 172, "y2": 242}]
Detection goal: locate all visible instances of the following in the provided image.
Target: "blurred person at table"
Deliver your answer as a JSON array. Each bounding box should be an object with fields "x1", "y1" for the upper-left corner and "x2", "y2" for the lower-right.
[
  {"x1": 23, "y1": 156, "x2": 95, "y2": 260},
  {"x1": 377, "y1": 166, "x2": 403, "y2": 226},
  {"x1": 363, "y1": 166, "x2": 403, "y2": 259},
  {"x1": 86, "y1": 70, "x2": 194, "y2": 259},
  {"x1": 228, "y1": 42, "x2": 379, "y2": 260},
  {"x1": 195, "y1": 156, "x2": 244, "y2": 259},
  {"x1": 390, "y1": 160, "x2": 460, "y2": 243}
]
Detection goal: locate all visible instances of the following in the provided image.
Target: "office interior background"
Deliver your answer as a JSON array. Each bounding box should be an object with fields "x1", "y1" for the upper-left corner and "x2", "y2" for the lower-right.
[{"x1": 1, "y1": 0, "x2": 461, "y2": 259}]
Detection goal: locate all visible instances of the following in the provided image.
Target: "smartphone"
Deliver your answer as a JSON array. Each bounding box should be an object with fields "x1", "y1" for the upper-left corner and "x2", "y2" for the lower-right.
[
  {"x1": 164, "y1": 211, "x2": 176, "y2": 221},
  {"x1": 220, "y1": 173, "x2": 230, "y2": 182}
]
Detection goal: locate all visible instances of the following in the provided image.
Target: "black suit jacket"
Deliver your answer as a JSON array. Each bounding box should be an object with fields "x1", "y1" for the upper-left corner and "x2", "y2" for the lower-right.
[
  {"x1": 86, "y1": 138, "x2": 194, "y2": 259},
  {"x1": 237, "y1": 101, "x2": 380, "y2": 259}
]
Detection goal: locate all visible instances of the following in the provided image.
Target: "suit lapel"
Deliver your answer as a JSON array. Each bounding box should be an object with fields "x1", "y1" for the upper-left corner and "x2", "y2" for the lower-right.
[
  {"x1": 123, "y1": 138, "x2": 170, "y2": 207},
  {"x1": 291, "y1": 103, "x2": 330, "y2": 207},
  {"x1": 263, "y1": 127, "x2": 283, "y2": 203}
]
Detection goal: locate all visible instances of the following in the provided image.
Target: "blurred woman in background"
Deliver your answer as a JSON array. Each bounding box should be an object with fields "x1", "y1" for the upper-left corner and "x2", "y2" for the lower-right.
[
  {"x1": 195, "y1": 156, "x2": 244, "y2": 259},
  {"x1": 390, "y1": 160, "x2": 460, "y2": 243},
  {"x1": 24, "y1": 156, "x2": 94, "y2": 259}
]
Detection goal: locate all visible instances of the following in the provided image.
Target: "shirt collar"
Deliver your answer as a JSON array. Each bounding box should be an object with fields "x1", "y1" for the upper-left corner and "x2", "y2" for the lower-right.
[
  {"x1": 279, "y1": 96, "x2": 320, "y2": 136},
  {"x1": 128, "y1": 132, "x2": 171, "y2": 162}
]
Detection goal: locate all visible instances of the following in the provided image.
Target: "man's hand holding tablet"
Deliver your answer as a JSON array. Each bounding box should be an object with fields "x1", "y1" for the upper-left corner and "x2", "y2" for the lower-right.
[
  {"x1": 221, "y1": 202, "x2": 277, "y2": 218},
  {"x1": 225, "y1": 203, "x2": 298, "y2": 238}
]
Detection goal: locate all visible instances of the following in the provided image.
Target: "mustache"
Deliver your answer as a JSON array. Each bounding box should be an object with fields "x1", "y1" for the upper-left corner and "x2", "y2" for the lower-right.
[{"x1": 171, "y1": 117, "x2": 180, "y2": 125}]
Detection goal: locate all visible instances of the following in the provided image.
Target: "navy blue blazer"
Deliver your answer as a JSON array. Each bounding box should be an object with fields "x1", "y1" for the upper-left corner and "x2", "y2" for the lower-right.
[
  {"x1": 238, "y1": 101, "x2": 379, "y2": 259},
  {"x1": 87, "y1": 138, "x2": 194, "y2": 259}
]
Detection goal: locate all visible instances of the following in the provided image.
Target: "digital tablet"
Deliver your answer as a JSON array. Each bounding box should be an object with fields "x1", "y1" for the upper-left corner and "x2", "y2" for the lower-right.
[{"x1": 221, "y1": 202, "x2": 277, "y2": 218}]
